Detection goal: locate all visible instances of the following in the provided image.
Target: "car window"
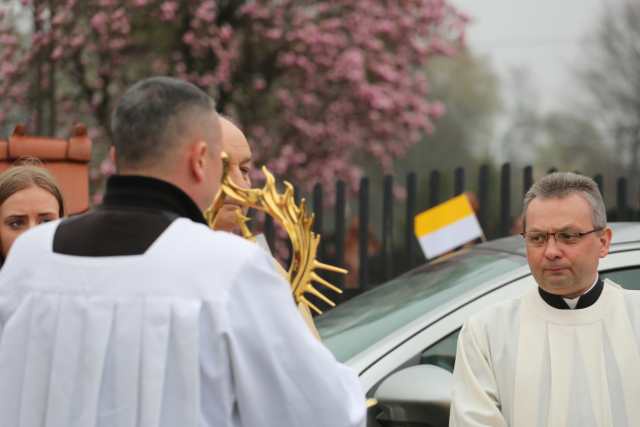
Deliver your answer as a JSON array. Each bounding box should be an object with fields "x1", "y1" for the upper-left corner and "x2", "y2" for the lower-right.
[
  {"x1": 601, "y1": 268, "x2": 640, "y2": 290},
  {"x1": 316, "y1": 250, "x2": 527, "y2": 363},
  {"x1": 414, "y1": 267, "x2": 640, "y2": 375},
  {"x1": 420, "y1": 329, "x2": 460, "y2": 372}
]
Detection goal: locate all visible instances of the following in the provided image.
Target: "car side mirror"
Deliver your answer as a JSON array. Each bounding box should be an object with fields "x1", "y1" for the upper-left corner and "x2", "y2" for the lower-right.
[{"x1": 373, "y1": 364, "x2": 452, "y2": 426}]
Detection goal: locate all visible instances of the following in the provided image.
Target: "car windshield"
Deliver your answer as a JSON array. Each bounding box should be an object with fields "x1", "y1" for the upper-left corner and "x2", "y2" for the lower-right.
[{"x1": 316, "y1": 249, "x2": 527, "y2": 363}]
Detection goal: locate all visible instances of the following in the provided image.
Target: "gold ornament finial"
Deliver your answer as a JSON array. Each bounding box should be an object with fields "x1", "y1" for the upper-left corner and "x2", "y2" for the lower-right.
[{"x1": 205, "y1": 152, "x2": 346, "y2": 314}]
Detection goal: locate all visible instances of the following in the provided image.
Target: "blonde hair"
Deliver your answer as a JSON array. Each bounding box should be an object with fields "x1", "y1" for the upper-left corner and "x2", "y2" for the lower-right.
[{"x1": 0, "y1": 160, "x2": 65, "y2": 217}]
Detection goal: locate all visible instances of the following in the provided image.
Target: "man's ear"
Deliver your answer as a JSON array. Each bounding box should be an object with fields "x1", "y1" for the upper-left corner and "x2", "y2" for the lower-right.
[
  {"x1": 188, "y1": 140, "x2": 209, "y2": 182},
  {"x1": 599, "y1": 226, "x2": 613, "y2": 258}
]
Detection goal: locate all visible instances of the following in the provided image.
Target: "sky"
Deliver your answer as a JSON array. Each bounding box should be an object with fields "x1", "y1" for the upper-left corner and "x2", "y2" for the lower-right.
[{"x1": 450, "y1": 0, "x2": 620, "y2": 112}]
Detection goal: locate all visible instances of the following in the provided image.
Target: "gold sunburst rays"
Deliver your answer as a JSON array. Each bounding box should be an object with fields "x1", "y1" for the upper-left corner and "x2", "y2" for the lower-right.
[{"x1": 205, "y1": 153, "x2": 347, "y2": 314}]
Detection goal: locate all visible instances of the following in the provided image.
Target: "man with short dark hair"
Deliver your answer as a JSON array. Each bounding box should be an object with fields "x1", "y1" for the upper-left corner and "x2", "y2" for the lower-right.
[
  {"x1": 0, "y1": 77, "x2": 365, "y2": 427},
  {"x1": 450, "y1": 172, "x2": 640, "y2": 426}
]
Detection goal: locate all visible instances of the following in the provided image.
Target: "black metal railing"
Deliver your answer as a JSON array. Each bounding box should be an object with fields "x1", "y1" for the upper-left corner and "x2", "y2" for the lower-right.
[{"x1": 260, "y1": 163, "x2": 639, "y2": 306}]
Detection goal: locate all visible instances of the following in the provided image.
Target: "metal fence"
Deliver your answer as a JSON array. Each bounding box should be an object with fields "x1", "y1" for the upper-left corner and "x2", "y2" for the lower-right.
[{"x1": 259, "y1": 163, "x2": 639, "y2": 305}]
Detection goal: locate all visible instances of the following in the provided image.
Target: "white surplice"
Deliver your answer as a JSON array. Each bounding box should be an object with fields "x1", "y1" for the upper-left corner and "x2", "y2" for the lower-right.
[
  {"x1": 0, "y1": 218, "x2": 365, "y2": 427},
  {"x1": 450, "y1": 280, "x2": 640, "y2": 427}
]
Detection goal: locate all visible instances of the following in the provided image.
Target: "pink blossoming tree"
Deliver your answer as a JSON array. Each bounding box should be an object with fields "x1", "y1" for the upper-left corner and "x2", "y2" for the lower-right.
[{"x1": 0, "y1": 0, "x2": 466, "y2": 191}]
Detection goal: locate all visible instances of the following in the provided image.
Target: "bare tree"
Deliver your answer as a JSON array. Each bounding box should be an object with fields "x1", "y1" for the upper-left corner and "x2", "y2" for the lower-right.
[
  {"x1": 500, "y1": 67, "x2": 543, "y2": 165},
  {"x1": 579, "y1": 1, "x2": 640, "y2": 203}
]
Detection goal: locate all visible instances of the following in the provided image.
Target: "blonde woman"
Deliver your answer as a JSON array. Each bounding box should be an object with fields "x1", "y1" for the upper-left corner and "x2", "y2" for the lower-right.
[{"x1": 0, "y1": 164, "x2": 64, "y2": 263}]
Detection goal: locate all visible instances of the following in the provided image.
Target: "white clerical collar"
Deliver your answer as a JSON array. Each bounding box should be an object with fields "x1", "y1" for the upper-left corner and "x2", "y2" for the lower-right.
[{"x1": 563, "y1": 276, "x2": 599, "y2": 309}]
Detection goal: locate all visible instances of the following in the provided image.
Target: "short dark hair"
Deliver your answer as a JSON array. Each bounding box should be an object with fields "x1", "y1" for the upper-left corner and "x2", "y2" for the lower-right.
[
  {"x1": 522, "y1": 172, "x2": 606, "y2": 230},
  {"x1": 111, "y1": 76, "x2": 216, "y2": 169}
]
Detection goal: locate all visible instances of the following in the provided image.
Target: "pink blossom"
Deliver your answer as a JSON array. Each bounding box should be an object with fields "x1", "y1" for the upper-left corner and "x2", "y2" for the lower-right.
[
  {"x1": 175, "y1": 62, "x2": 187, "y2": 74},
  {"x1": 182, "y1": 31, "x2": 195, "y2": 45},
  {"x1": 70, "y1": 35, "x2": 85, "y2": 48},
  {"x1": 0, "y1": 63, "x2": 17, "y2": 77},
  {"x1": 239, "y1": 3, "x2": 257, "y2": 15},
  {"x1": 219, "y1": 25, "x2": 233, "y2": 41},
  {"x1": 99, "y1": 157, "x2": 116, "y2": 176},
  {"x1": 0, "y1": 34, "x2": 17, "y2": 46},
  {"x1": 253, "y1": 77, "x2": 266, "y2": 91},
  {"x1": 90, "y1": 12, "x2": 108, "y2": 33},
  {"x1": 50, "y1": 46, "x2": 64, "y2": 60},
  {"x1": 52, "y1": 12, "x2": 66, "y2": 26},
  {"x1": 279, "y1": 53, "x2": 296, "y2": 66},
  {"x1": 92, "y1": 191, "x2": 104, "y2": 205},
  {"x1": 111, "y1": 11, "x2": 130, "y2": 35},
  {"x1": 264, "y1": 28, "x2": 282, "y2": 40},
  {"x1": 199, "y1": 73, "x2": 215, "y2": 87},
  {"x1": 429, "y1": 101, "x2": 446, "y2": 118},
  {"x1": 109, "y1": 38, "x2": 126, "y2": 50},
  {"x1": 335, "y1": 49, "x2": 365, "y2": 81},
  {"x1": 195, "y1": 1, "x2": 216, "y2": 23},
  {"x1": 160, "y1": 1, "x2": 178, "y2": 21}
]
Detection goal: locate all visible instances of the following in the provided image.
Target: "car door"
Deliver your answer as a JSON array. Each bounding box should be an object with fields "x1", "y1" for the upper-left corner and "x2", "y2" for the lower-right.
[
  {"x1": 364, "y1": 248, "x2": 640, "y2": 427},
  {"x1": 363, "y1": 274, "x2": 536, "y2": 427}
]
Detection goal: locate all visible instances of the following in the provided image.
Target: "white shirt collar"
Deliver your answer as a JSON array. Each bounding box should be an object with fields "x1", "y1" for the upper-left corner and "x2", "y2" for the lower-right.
[{"x1": 563, "y1": 276, "x2": 599, "y2": 309}]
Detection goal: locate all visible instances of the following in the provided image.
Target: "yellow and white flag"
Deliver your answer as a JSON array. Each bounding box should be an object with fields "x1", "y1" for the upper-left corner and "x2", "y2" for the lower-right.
[{"x1": 414, "y1": 194, "x2": 483, "y2": 259}]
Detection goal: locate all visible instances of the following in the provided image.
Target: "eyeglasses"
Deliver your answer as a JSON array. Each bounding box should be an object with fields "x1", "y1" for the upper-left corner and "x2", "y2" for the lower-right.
[{"x1": 521, "y1": 228, "x2": 603, "y2": 247}]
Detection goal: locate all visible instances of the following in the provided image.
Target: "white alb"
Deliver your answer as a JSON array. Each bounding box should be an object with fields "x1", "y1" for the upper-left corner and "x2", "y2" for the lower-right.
[
  {"x1": 451, "y1": 280, "x2": 640, "y2": 427},
  {"x1": 0, "y1": 219, "x2": 365, "y2": 427}
]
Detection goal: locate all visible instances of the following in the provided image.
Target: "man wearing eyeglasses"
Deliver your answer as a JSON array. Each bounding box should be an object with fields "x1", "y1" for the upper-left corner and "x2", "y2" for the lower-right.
[{"x1": 450, "y1": 172, "x2": 640, "y2": 426}]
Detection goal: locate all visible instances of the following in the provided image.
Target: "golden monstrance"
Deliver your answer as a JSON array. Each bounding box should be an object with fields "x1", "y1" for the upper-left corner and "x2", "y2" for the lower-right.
[
  {"x1": 204, "y1": 153, "x2": 346, "y2": 315},
  {"x1": 206, "y1": 155, "x2": 376, "y2": 409}
]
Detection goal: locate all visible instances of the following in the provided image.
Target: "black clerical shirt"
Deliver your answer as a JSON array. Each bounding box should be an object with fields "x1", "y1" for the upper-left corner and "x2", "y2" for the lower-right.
[
  {"x1": 538, "y1": 277, "x2": 604, "y2": 310},
  {"x1": 53, "y1": 175, "x2": 206, "y2": 257}
]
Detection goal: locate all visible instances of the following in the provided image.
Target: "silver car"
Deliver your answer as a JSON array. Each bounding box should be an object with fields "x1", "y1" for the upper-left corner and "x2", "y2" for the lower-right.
[{"x1": 316, "y1": 223, "x2": 640, "y2": 427}]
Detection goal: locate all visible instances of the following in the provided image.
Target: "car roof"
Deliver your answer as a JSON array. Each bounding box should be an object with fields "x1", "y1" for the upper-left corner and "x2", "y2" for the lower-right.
[{"x1": 478, "y1": 222, "x2": 640, "y2": 256}]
